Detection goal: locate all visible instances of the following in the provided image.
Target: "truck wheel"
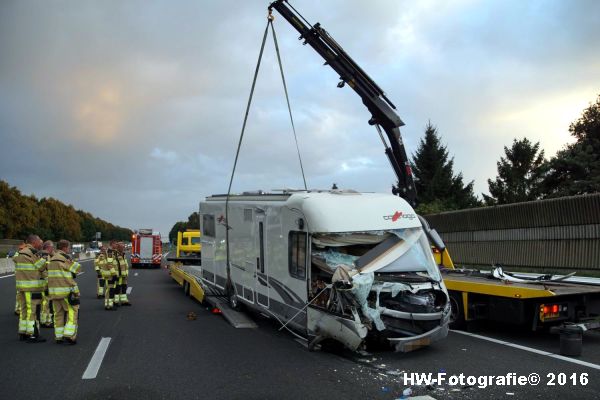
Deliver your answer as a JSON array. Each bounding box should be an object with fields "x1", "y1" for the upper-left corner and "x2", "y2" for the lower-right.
[
  {"x1": 228, "y1": 286, "x2": 241, "y2": 311},
  {"x1": 449, "y1": 292, "x2": 466, "y2": 330}
]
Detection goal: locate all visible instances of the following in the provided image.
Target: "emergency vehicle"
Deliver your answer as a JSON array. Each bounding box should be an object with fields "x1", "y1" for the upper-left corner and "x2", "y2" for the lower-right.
[{"x1": 131, "y1": 229, "x2": 162, "y2": 268}]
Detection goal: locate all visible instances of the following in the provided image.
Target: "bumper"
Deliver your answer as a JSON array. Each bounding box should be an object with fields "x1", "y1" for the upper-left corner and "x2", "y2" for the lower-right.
[
  {"x1": 387, "y1": 304, "x2": 451, "y2": 352},
  {"x1": 388, "y1": 323, "x2": 449, "y2": 352}
]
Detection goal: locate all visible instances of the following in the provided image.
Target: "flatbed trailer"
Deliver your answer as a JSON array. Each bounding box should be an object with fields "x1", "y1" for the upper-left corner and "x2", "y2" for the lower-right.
[
  {"x1": 169, "y1": 262, "x2": 258, "y2": 328},
  {"x1": 435, "y1": 250, "x2": 600, "y2": 332},
  {"x1": 169, "y1": 263, "x2": 205, "y2": 303}
]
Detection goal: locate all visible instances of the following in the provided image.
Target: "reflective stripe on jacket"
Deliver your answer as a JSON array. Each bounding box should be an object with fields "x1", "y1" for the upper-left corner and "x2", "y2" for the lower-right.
[
  {"x1": 14, "y1": 245, "x2": 46, "y2": 292},
  {"x1": 116, "y1": 253, "x2": 129, "y2": 277},
  {"x1": 47, "y1": 251, "x2": 79, "y2": 300}
]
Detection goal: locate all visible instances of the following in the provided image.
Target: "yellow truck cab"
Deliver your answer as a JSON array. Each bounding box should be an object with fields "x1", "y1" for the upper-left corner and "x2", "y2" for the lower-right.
[{"x1": 176, "y1": 230, "x2": 201, "y2": 258}]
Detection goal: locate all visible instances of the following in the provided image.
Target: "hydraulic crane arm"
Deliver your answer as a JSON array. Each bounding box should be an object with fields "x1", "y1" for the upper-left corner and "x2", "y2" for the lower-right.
[{"x1": 268, "y1": 0, "x2": 417, "y2": 206}]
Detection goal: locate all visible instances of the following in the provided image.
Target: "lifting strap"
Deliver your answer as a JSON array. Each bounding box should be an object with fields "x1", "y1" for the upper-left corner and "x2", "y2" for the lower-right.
[
  {"x1": 225, "y1": 17, "x2": 307, "y2": 282},
  {"x1": 270, "y1": 20, "x2": 308, "y2": 190}
]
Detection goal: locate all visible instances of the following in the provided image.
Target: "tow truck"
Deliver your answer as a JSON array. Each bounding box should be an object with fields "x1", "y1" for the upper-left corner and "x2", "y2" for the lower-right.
[{"x1": 166, "y1": 229, "x2": 202, "y2": 265}]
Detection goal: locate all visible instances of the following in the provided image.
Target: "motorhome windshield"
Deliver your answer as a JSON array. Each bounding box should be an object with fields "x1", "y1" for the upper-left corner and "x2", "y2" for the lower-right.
[{"x1": 311, "y1": 228, "x2": 441, "y2": 282}]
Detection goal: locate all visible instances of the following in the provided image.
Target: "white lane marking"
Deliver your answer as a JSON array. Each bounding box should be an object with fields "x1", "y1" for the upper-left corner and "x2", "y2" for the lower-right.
[
  {"x1": 0, "y1": 274, "x2": 15, "y2": 279},
  {"x1": 126, "y1": 286, "x2": 132, "y2": 295},
  {"x1": 82, "y1": 337, "x2": 112, "y2": 379},
  {"x1": 451, "y1": 330, "x2": 600, "y2": 371},
  {"x1": 78, "y1": 272, "x2": 85, "y2": 275},
  {"x1": 134, "y1": 273, "x2": 138, "y2": 276}
]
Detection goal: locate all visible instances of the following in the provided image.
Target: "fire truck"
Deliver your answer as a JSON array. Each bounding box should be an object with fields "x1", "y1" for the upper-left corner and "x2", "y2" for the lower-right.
[{"x1": 131, "y1": 229, "x2": 162, "y2": 268}]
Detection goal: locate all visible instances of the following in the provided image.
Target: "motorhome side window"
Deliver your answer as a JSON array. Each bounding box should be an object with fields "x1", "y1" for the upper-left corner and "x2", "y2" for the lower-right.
[
  {"x1": 289, "y1": 232, "x2": 307, "y2": 279},
  {"x1": 202, "y1": 214, "x2": 215, "y2": 238}
]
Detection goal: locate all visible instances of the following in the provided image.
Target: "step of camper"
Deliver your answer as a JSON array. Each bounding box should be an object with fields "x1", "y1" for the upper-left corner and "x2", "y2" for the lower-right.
[{"x1": 204, "y1": 296, "x2": 258, "y2": 329}]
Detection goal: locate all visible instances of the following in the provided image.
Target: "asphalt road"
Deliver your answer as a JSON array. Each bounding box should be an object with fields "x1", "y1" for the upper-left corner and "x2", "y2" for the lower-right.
[{"x1": 1, "y1": 260, "x2": 599, "y2": 400}]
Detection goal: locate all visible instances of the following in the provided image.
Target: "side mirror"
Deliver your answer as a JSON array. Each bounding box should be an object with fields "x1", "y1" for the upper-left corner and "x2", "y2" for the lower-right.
[
  {"x1": 418, "y1": 215, "x2": 446, "y2": 252},
  {"x1": 428, "y1": 229, "x2": 446, "y2": 252}
]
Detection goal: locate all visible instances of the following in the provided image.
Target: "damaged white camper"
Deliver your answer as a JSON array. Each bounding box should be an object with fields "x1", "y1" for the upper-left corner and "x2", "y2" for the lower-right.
[{"x1": 198, "y1": 190, "x2": 451, "y2": 352}]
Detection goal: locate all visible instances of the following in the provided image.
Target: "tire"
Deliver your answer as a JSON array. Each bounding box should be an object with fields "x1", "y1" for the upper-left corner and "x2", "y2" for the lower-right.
[
  {"x1": 184, "y1": 281, "x2": 190, "y2": 297},
  {"x1": 449, "y1": 291, "x2": 466, "y2": 330},
  {"x1": 228, "y1": 285, "x2": 241, "y2": 311}
]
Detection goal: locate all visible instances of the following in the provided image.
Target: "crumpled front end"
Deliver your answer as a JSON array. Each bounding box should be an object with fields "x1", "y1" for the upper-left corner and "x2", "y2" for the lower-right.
[
  {"x1": 371, "y1": 279, "x2": 451, "y2": 352},
  {"x1": 308, "y1": 228, "x2": 450, "y2": 352}
]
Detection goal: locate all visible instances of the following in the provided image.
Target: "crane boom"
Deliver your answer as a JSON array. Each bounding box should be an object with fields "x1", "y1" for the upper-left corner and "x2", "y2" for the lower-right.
[{"x1": 268, "y1": 0, "x2": 417, "y2": 206}]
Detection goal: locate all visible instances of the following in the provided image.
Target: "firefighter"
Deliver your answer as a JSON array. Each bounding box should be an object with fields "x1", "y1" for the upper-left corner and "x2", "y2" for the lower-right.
[
  {"x1": 98, "y1": 245, "x2": 118, "y2": 310},
  {"x1": 115, "y1": 242, "x2": 131, "y2": 306},
  {"x1": 13, "y1": 242, "x2": 26, "y2": 316},
  {"x1": 39, "y1": 240, "x2": 55, "y2": 328},
  {"x1": 14, "y1": 234, "x2": 47, "y2": 343},
  {"x1": 94, "y1": 246, "x2": 106, "y2": 298},
  {"x1": 109, "y1": 240, "x2": 121, "y2": 307},
  {"x1": 47, "y1": 240, "x2": 80, "y2": 345}
]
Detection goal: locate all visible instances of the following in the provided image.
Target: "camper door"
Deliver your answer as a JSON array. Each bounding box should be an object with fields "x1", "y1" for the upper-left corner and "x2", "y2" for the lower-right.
[{"x1": 255, "y1": 211, "x2": 269, "y2": 307}]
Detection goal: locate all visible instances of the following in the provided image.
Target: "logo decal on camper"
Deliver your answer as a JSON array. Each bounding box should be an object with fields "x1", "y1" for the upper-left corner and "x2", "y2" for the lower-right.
[
  {"x1": 217, "y1": 214, "x2": 230, "y2": 229},
  {"x1": 383, "y1": 211, "x2": 416, "y2": 221}
]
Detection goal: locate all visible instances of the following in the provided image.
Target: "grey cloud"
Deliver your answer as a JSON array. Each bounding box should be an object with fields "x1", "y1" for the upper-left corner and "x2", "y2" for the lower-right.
[{"x1": 1, "y1": 0, "x2": 599, "y2": 236}]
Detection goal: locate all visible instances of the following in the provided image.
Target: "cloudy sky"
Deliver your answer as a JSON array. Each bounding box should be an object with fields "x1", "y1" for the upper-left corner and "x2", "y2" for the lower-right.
[{"x1": 1, "y1": 0, "x2": 599, "y2": 238}]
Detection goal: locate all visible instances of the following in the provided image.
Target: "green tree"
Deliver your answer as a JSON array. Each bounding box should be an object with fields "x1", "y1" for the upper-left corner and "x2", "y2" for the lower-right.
[
  {"x1": 411, "y1": 122, "x2": 480, "y2": 213},
  {"x1": 0, "y1": 181, "x2": 39, "y2": 239},
  {"x1": 187, "y1": 212, "x2": 200, "y2": 229},
  {"x1": 77, "y1": 210, "x2": 98, "y2": 241},
  {"x1": 169, "y1": 211, "x2": 201, "y2": 243},
  {"x1": 0, "y1": 179, "x2": 131, "y2": 242},
  {"x1": 483, "y1": 138, "x2": 547, "y2": 205},
  {"x1": 38, "y1": 198, "x2": 82, "y2": 241},
  {"x1": 169, "y1": 221, "x2": 188, "y2": 243},
  {"x1": 542, "y1": 95, "x2": 600, "y2": 197}
]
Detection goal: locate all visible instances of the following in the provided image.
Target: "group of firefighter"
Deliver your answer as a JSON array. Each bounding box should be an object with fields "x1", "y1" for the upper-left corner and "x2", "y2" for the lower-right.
[
  {"x1": 13, "y1": 235, "x2": 131, "y2": 344},
  {"x1": 93, "y1": 241, "x2": 131, "y2": 310}
]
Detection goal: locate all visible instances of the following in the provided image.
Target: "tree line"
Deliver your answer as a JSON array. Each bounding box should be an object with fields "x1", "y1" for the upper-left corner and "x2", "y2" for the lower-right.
[
  {"x1": 169, "y1": 94, "x2": 600, "y2": 232},
  {"x1": 0, "y1": 180, "x2": 132, "y2": 242},
  {"x1": 410, "y1": 94, "x2": 600, "y2": 214},
  {"x1": 168, "y1": 212, "x2": 199, "y2": 243}
]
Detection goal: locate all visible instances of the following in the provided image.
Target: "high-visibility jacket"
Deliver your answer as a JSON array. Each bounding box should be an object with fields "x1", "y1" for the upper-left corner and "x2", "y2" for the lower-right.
[
  {"x1": 14, "y1": 245, "x2": 47, "y2": 292},
  {"x1": 39, "y1": 251, "x2": 51, "y2": 282},
  {"x1": 116, "y1": 251, "x2": 129, "y2": 277},
  {"x1": 97, "y1": 249, "x2": 118, "y2": 279},
  {"x1": 68, "y1": 258, "x2": 81, "y2": 275},
  {"x1": 47, "y1": 251, "x2": 80, "y2": 300},
  {"x1": 94, "y1": 252, "x2": 102, "y2": 274}
]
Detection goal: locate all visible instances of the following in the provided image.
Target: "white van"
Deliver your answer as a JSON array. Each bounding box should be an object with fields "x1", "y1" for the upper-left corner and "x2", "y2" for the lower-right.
[{"x1": 198, "y1": 190, "x2": 450, "y2": 352}]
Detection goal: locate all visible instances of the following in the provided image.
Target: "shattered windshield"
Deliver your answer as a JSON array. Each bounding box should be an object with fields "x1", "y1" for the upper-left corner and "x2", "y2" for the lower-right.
[{"x1": 311, "y1": 228, "x2": 441, "y2": 282}]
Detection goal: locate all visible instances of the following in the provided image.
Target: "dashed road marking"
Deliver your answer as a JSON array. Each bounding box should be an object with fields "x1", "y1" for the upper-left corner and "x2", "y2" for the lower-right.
[
  {"x1": 82, "y1": 337, "x2": 111, "y2": 379},
  {"x1": 451, "y1": 330, "x2": 600, "y2": 371},
  {"x1": 0, "y1": 273, "x2": 15, "y2": 279},
  {"x1": 126, "y1": 286, "x2": 132, "y2": 295},
  {"x1": 134, "y1": 272, "x2": 139, "y2": 276}
]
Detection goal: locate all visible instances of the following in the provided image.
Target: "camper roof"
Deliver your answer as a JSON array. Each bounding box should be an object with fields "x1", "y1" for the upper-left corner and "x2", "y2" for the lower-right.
[{"x1": 206, "y1": 191, "x2": 421, "y2": 233}]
